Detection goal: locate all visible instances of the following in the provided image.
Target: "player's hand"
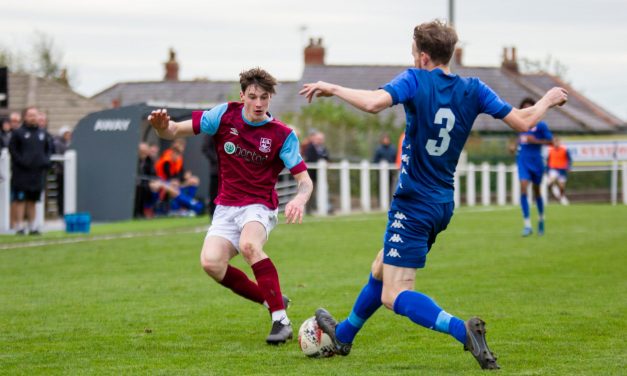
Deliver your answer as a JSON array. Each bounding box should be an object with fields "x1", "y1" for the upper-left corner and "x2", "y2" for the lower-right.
[
  {"x1": 545, "y1": 87, "x2": 568, "y2": 107},
  {"x1": 284, "y1": 198, "x2": 306, "y2": 224},
  {"x1": 299, "y1": 81, "x2": 335, "y2": 103},
  {"x1": 147, "y1": 109, "x2": 171, "y2": 131}
]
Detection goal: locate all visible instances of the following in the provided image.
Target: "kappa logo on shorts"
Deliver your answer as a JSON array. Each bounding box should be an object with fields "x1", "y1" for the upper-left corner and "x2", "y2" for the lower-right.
[
  {"x1": 259, "y1": 137, "x2": 272, "y2": 153},
  {"x1": 394, "y1": 212, "x2": 407, "y2": 220},
  {"x1": 386, "y1": 248, "x2": 401, "y2": 258},
  {"x1": 401, "y1": 154, "x2": 410, "y2": 164},
  {"x1": 389, "y1": 234, "x2": 404, "y2": 243},
  {"x1": 390, "y1": 220, "x2": 405, "y2": 229}
]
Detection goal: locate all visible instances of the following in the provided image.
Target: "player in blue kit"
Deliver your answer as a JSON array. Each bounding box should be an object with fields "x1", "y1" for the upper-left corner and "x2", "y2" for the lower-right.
[
  {"x1": 516, "y1": 97, "x2": 553, "y2": 237},
  {"x1": 300, "y1": 20, "x2": 568, "y2": 370}
]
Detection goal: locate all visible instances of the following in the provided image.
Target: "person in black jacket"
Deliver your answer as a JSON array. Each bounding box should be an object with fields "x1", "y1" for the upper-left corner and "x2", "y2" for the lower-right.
[{"x1": 8, "y1": 107, "x2": 53, "y2": 235}]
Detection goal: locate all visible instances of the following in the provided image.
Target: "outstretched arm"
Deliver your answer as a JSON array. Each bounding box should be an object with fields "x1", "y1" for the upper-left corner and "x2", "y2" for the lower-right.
[
  {"x1": 148, "y1": 109, "x2": 195, "y2": 140},
  {"x1": 503, "y1": 87, "x2": 568, "y2": 132},
  {"x1": 284, "y1": 171, "x2": 313, "y2": 224},
  {"x1": 299, "y1": 81, "x2": 393, "y2": 114}
]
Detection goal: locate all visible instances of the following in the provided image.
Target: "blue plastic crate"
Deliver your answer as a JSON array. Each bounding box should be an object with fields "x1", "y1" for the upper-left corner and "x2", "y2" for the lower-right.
[{"x1": 64, "y1": 213, "x2": 91, "y2": 234}]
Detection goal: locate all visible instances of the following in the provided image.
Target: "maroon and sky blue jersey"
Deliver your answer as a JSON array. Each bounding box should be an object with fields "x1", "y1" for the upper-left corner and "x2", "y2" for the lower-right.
[
  {"x1": 192, "y1": 102, "x2": 307, "y2": 210},
  {"x1": 383, "y1": 68, "x2": 512, "y2": 203}
]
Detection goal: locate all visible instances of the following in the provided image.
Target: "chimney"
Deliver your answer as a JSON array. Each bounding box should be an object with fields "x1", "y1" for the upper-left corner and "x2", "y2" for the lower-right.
[
  {"x1": 164, "y1": 48, "x2": 179, "y2": 81},
  {"x1": 304, "y1": 37, "x2": 325, "y2": 65},
  {"x1": 453, "y1": 47, "x2": 463, "y2": 66},
  {"x1": 501, "y1": 46, "x2": 519, "y2": 73}
]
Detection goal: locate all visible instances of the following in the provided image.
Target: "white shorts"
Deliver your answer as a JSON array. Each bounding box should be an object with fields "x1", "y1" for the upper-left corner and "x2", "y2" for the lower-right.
[
  {"x1": 548, "y1": 168, "x2": 568, "y2": 183},
  {"x1": 206, "y1": 204, "x2": 278, "y2": 252}
]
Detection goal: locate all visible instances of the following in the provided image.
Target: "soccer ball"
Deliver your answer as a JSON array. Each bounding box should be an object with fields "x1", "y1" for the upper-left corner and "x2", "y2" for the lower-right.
[{"x1": 298, "y1": 316, "x2": 336, "y2": 358}]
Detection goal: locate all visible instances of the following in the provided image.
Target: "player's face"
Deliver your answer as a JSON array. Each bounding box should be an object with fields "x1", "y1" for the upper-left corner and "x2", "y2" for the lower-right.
[{"x1": 241, "y1": 85, "x2": 271, "y2": 123}]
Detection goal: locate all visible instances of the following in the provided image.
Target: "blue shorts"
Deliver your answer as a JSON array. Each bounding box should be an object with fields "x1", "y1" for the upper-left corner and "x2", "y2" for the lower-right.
[
  {"x1": 382, "y1": 198, "x2": 454, "y2": 269},
  {"x1": 517, "y1": 157, "x2": 544, "y2": 185}
]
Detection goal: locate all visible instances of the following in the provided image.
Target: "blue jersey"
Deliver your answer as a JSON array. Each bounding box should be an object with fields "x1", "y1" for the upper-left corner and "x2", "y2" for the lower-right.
[
  {"x1": 383, "y1": 68, "x2": 512, "y2": 203},
  {"x1": 516, "y1": 121, "x2": 552, "y2": 159}
]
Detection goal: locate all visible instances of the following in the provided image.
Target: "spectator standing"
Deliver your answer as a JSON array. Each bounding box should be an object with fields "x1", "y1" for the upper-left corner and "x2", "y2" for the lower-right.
[
  {"x1": 372, "y1": 133, "x2": 397, "y2": 164},
  {"x1": 373, "y1": 133, "x2": 397, "y2": 196},
  {"x1": 8, "y1": 107, "x2": 54, "y2": 235},
  {"x1": 53, "y1": 126, "x2": 72, "y2": 215},
  {"x1": 303, "y1": 130, "x2": 330, "y2": 214},
  {"x1": 1, "y1": 118, "x2": 10, "y2": 148}
]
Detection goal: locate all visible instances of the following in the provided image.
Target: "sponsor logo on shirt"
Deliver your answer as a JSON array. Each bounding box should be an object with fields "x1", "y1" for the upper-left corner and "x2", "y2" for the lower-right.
[
  {"x1": 230, "y1": 128, "x2": 239, "y2": 136},
  {"x1": 224, "y1": 142, "x2": 236, "y2": 154},
  {"x1": 224, "y1": 141, "x2": 268, "y2": 165},
  {"x1": 259, "y1": 137, "x2": 272, "y2": 153}
]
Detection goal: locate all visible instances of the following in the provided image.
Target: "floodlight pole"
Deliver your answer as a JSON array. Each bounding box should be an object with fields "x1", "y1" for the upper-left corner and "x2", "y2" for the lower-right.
[{"x1": 449, "y1": 0, "x2": 455, "y2": 27}]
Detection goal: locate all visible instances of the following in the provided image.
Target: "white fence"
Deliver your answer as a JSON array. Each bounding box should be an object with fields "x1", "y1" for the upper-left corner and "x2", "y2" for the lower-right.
[
  {"x1": 0, "y1": 149, "x2": 77, "y2": 233},
  {"x1": 304, "y1": 160, "x2": 627, "y2": 216}
]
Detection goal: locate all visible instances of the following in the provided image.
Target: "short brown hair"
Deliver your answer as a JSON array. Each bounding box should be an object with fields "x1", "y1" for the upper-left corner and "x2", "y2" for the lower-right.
[
  {"x1": 519, "y1": 97, "x2": 536, "y2": 108},
  {"x1": 413, "y1": 20, "x2": 458, "y2": 65},
  {"x1": 239, "y1": 67, "x2": 277, "y2": 95}
]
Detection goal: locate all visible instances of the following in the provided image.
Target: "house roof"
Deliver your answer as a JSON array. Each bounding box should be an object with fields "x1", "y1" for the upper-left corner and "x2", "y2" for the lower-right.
[{"x1": 92, "y1": 64, "x2": 624, "y2": 134}]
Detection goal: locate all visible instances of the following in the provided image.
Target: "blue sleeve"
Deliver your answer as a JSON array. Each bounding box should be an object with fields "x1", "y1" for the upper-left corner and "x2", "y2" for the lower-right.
[
  {"x1": 478, "y1": 81, "x2": 512, "y2": 119},
  {"x1": 279, "y1": 131, "x2": 304, "y2": 169},
  {"x1": 538, "y1": 122, "x2": 553, "y2": 141},
  {"x1": 200, "y1": 103, "x2": 228, "y2": 135},
  {"x1": 382, "y1": 69, "x2": 418, "y2": 105}
]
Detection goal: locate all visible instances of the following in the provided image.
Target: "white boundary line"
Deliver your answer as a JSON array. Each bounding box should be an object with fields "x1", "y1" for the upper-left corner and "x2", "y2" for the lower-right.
[{"x1": 1, "y1": 207, "x2": 517, "y2": 251}]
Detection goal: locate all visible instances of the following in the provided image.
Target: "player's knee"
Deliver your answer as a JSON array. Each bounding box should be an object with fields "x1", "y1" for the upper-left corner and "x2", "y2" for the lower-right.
[
  {"x1": 239, "y1": 241, "x2": 262, "y2": 263},
  {"x1": 371, "y1": 250, "x2": 384, "y2": 280},
  {"x1": 200, "y1": 254, "x2": 226, "y2": 280},
  {"x1": 381, "y1": 289, "x2": 397, "y2": 310}
]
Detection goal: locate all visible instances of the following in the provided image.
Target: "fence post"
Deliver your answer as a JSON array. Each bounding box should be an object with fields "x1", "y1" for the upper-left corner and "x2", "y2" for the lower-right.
[
  {"x1": 339, "y1": 160, "x2": 351, "y2": 214},
  {"x1": 481, "y1": 162, "x2": 491, "y2": 206},
  {"x1": 316, "y1": 160, "x2": 329, "y2": 216},
  {"x1": 611, "y1": 158, "x2": 618, "y2": 206},
  {"x1": 360, "y1": 160, "x2": 371, "y2": 212},
  {"x1": 467, "y1": 163, "x2": 476, "y2": 206},
  {"x1": 454, "y1": 170, "x2": 461, "y2": 208},
  {"x1": 622, "y1": 162, "x2": 627, "y2": 205},
  {"x1": 379, "y1": 161, "x2": 390, "y2": 211},
  {"x1": 511, "y1": 164, "x2": 519, "y2": 205},
  {"x1": 0, "y1": 148, "x2": 10, "y2": 233},
  {"x1": 64, "y1": 150, "x2": 77, "y2": 214},
  {"x1": 497, "y1": 163, "x2": 506, "y2": 206}
]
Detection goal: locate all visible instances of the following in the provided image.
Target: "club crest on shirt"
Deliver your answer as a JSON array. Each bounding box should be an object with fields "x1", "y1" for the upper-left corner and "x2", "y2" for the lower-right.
[{"x1": 259, "y1": 137, "x2": 272, "y2": 153}]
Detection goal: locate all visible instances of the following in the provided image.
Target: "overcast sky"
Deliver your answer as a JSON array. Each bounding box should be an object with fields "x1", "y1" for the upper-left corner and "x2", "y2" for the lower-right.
[{"x1": 2, "y1": 0, "x2": 626, "y2": 120}]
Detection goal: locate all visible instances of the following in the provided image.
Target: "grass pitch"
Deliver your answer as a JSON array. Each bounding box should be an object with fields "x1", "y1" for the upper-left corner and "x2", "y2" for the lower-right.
[{"x1": 1, "y1": 205, "x2": 625, "y2": 375}]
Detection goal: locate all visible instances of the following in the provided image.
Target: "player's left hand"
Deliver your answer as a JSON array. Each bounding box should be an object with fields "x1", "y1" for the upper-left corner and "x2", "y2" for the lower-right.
[
  {"x1": 285, "y1": 199, "x2": 305, "y2": 224},
  {"x1": 299, "y1": 81, "x2": 335, "y2": 103}
]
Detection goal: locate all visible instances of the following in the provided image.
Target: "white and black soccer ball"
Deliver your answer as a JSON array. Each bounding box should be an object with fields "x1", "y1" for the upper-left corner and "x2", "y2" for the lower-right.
[{"x1": 298, "y1": 316, "x2": 336, "y2": 358}]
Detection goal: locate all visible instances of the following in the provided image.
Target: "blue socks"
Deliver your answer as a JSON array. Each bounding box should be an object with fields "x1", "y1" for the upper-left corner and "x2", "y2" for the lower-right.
[
  {"x1": 535, "y1": 196, "x2": 544, "y2": 217},
  {"x1": 335, "y1": 274, "x2": 383, "y2": 344},
  {"x1": 393, "y1": 290, "x2": 467, "y2": 344},
  {"x1": 520, "y1": 194, "x2": 530, "y2": 219}
]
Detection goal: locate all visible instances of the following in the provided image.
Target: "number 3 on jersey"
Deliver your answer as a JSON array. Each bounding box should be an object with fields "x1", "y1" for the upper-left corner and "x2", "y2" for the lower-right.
[{"x1": 426, "y1": 108, "x2": 455, "y2": 156}]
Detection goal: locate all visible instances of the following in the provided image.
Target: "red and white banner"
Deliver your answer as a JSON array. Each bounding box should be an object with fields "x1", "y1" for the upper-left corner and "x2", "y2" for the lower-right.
[{"x1": 564, "y1": 140, "x2": 627, "y2": 162}]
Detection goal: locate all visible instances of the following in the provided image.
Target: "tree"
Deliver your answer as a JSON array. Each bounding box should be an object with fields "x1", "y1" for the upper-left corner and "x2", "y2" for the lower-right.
[
  {"x1": 283, "y1": 99, "x2": 401, "y2": 161},
  {"x1": 520, "y1": 54, "x2": 569, "y2": 82},
  {"x1": 0, "y1": 31, "x2": 73, "y2": 86}
]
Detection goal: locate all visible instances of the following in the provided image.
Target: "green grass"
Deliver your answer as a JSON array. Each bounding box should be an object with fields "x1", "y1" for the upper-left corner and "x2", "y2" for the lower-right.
[{"x1": 1, "y1": 205, "x2": 626, "y2": 375}]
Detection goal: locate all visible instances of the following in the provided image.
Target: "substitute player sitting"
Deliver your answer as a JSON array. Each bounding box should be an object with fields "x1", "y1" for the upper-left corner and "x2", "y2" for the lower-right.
[
  {"x1": 148, "y1": 67, "x2": 313, "y2": 344},
  {"x1": 547, "y1": 137, "x2": 572, "y2": 205},
  {"x1": 300, "y1": 20, "x2": 567, "y2": 370},
  {"x1": 516, "y1": 97, "x2": 554, "y2": 236}
]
